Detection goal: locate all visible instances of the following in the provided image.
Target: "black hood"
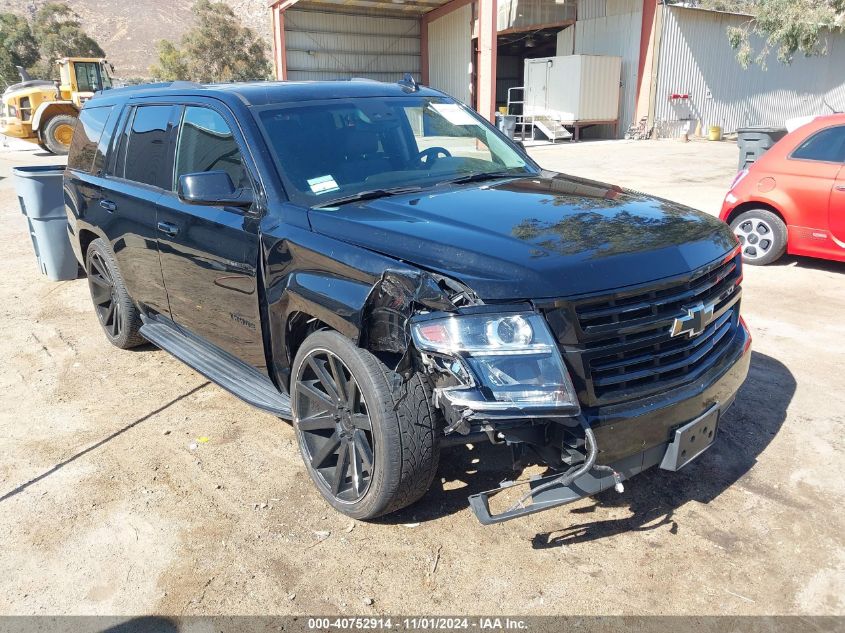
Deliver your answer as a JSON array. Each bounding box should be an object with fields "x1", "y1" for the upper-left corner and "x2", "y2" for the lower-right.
[{"x1": 308, "y1": 172, "x2": 738, "y2": 300}]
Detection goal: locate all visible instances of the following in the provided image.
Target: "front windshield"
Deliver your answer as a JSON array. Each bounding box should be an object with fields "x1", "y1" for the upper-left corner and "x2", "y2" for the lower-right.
[{"x1": 255, "y1": 95, "x2": 535, "y2": 206}]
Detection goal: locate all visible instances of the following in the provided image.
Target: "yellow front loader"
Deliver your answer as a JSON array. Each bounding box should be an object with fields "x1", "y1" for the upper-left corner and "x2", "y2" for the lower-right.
[{"x1": 0, "y1": 57, "x2": 114, "y2": 155}]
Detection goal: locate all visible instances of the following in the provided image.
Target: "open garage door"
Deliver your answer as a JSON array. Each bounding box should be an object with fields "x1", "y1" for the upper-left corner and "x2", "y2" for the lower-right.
[{"x1": 284, "y1": 7, "x2": 421, "y2": 82}]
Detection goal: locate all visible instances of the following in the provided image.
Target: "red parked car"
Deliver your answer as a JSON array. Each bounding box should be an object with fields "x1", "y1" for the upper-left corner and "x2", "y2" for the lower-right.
[{"x1": 720, "y1": 114, "x2": 845, "y2": 265}]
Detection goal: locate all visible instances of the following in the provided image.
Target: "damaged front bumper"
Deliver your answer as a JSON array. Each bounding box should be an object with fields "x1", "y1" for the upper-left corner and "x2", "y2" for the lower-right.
[
  {"x1": 469, "y1": 401, "x2": 729, "y2": 524},
  {"x1": 466, "y1": 325, "x2": 751, "y2": 524}
]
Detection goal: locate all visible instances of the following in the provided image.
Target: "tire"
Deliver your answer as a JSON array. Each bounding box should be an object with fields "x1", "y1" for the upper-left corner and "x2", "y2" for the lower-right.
[
  {"x1": 729, "y1": 209, "x2": 787, "y2": 266},
  {"x1": 291, "y1": 330, "x2": 440, "y2": 520},
  {"x1": 42, "y1": 114, "x2": 76, "y2": 155},
  {"x1": 85, "y1": 239, "x2": 145, "y2": 349}
]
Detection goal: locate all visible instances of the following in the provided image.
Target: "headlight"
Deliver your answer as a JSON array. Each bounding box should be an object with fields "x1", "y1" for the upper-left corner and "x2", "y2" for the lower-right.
[{"x1": 411, "y1": 311, "x2": 580, "y2": 415}]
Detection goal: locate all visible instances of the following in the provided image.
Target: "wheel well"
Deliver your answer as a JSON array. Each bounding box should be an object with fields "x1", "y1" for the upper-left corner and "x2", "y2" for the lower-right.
[
  {"x1": 285, "y1": 312, "x2": 330, "y2": 387},
  {"x1": 725, "y1": 201, "x2": 787, "y2": 226},
  {"x1": 37, "y1": 105, "x2": 77, "y2": 133},
  {"x1": 283, "y1": 310, "x2": 403, "y2": 390},
  {"x1": 78, "y1": 229, "x2": 99, "y2": 263}
]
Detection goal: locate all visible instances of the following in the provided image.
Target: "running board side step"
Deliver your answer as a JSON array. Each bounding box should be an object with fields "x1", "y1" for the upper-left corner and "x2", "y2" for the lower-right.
[{"x1": 139, "y1": 315, "x2": 292, "y2": 419}]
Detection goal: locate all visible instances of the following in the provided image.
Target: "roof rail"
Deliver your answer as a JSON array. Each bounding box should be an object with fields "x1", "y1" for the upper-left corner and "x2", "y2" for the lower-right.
[
  {"x1": 168, "y1": 80, "x2": 204, "y2": 89},
  {"x1": 93, "y1": 80, "x2": 206, "y2": 97}
]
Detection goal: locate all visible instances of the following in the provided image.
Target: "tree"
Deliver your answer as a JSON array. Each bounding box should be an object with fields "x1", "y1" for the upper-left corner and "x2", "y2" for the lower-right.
[
  {"x1": 0, "y1": 13, "x2": 39, "y2": 87},
  {"x1": 700, "y1": 0, "x2": 845, "y2": 68},
  {"x1": 150, "y1": 0, "x2": 271, "y2": 82},
  {"x1": 150, "y1": 40, "x2": 190, "y2": 82},
  {"x1": 30, "y1": 3, "x2": 105, "y2": 78}
]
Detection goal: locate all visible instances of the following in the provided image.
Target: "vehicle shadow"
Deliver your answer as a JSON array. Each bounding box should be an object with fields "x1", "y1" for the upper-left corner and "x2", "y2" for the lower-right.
[
  {"x1": 382, "y1": 351, "x2": 794, "y2": 535},
  {"x1": 99, "y1": 617, "x2": 179, "y2": 633},
  {"x1": 773, "y1": 254, "x2": 845, "y2": 273},
  {"x1": 531, "y1": 351, "x2": 793, "y2": 547}
]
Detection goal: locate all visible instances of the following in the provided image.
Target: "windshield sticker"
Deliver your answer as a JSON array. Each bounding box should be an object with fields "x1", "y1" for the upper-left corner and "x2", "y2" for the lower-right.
[
  {"x1": 307, "y1": 175, "x2": 340, "y2": 195},
  {"x1": 430, "y1": 103, "x2": 479, "y2": 126}
]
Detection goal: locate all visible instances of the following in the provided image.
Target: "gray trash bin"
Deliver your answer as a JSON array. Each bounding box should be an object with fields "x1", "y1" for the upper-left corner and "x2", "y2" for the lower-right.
[
  {"x1": 736, "y1": 126, "x2": 788, "y2": 171},
  {"x1": 12, "y1": 165, "x2": 78, "y2": 282},
  {"x1": 496, "y1": 114, "x2": 518, "y2": 140}
]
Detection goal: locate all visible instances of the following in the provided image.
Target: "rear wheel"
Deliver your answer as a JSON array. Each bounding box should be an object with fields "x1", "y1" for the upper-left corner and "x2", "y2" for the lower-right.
[
  {"x1": 86, "y1": 239, "x2": 144, "y2": 349},
  {"x1": 730, "y1": 209, "x2": 787, "y2": 265},
  {"x1": 42, "y1": 114, "x2": 76, "y2": 155},
  {"x1": 291, "y1": 330, "x2": 440, "y2": 520}
]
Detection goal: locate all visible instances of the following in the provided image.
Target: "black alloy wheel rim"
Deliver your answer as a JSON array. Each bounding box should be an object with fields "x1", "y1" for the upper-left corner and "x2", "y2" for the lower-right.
[
  {"x1": 88, "y1": 251, "x2": 123, "y2": 338},
  {"x1": 294, "y1": 349, "x2": 375, "y2": 503}
]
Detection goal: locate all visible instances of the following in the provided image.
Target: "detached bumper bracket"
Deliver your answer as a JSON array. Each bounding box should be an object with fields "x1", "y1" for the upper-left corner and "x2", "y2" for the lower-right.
[
  {"x1": 659, "y1": 404, "x2": 721, "y2": 472},
  {"x1": 468, "y1": 444, "x2": 666, "y2": 525}
]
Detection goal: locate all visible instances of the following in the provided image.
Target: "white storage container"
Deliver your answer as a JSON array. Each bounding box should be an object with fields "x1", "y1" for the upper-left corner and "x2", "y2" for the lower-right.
[{"x1": 523, "y1": 55, "x2": 622, "y2": 123}]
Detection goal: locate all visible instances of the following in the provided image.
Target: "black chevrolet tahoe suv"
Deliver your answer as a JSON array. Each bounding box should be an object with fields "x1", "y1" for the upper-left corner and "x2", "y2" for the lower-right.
[{"x1": 64, "y1": 78, "x2": 751, "y2": 524}]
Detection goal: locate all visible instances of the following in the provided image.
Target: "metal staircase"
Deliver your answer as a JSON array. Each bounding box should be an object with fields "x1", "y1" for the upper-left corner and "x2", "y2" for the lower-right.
[
  {"x1": 506, "y1": 87, "x2": 573, "y2": 143},
  {"x1": 532, "y1": 116, "x2": 573, "y2": 141}
]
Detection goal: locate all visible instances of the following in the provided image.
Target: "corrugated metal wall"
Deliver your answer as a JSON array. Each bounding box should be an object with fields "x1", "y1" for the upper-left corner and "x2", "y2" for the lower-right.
[
  {"x1": 428, "y1": 4, "x2": 472, "y2": 104},
  {"x1": 497, "y1": 0, "x2": 576, "y2": 32},
  {"x1": 577, "y1": 0, "x2": 607, "y2": 21},
  {"x1": 284, "y1": 8, "x2": 420, "y2": 82},
  {"x1": 655, "y1": 6, "x2": 845, "y2": 137},
  {"x1": 567, "y1": 0, "x2": 642, "y2": 137},
  {"x1": 556, "y1": 25, "x2": 574, "y2": 56}
]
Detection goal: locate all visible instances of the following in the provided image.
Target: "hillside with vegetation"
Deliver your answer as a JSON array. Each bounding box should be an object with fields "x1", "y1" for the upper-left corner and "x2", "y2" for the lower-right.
[{"x1": 0, "y1": 0, "x2": 271, "y2": 82}]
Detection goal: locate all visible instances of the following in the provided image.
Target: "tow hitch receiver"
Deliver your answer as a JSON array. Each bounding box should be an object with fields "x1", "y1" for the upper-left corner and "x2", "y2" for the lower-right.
[{"x1": 468, "y1": 448, "x2": 660, "y2": 525}]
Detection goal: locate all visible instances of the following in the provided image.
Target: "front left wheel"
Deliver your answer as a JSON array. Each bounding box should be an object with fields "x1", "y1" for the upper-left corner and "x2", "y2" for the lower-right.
[
  {"x1": 291, "y1": 330, "x2": 440, "y2": 520},
  {"x1": 42, "y1": 114, "x2": 76, "y2": 155}
]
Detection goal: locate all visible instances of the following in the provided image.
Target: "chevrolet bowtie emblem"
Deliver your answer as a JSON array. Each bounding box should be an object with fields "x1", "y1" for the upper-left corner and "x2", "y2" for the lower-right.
[{"x1": 671, "y1": 302, "x2": 716, "y2": 338}]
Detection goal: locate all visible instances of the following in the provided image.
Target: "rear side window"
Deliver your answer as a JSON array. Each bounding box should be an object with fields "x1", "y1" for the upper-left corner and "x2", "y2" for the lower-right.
[
  {"x1": 119, "y1": 105, "x2": 177, "y2": 188},
  {"x1": 790, "y1": 125, "x2": 845, "y2": 163},
  {"x1": 68, "y1": 106, "x2": 114, "y2": 173},
  {"x1": 174, "y1": 106, "x2": 250, "y2": 189}
]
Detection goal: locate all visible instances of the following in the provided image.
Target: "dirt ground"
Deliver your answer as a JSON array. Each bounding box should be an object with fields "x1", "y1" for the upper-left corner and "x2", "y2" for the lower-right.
[{"x1": 0, "y1": 138, "x2": 842, "y2": 616}]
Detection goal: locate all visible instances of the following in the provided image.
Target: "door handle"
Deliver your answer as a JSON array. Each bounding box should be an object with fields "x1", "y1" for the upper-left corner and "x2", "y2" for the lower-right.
[
  {"x1": 99, "y1": 199, "x2": 117, "y2": 212},
  {"x1": 835, "y1": 185, "x2": 845, "y2": 192},
  {"x1": 157, "y1": 221, "x2": 179, "y2": 237}
]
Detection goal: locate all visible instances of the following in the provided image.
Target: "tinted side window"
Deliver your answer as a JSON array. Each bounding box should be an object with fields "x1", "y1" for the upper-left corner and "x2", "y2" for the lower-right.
[
  {"x1": 791, "y1": 125, "x2": 845, "y2": 163},
  {"x1": 123, "y1": 105, "x2": 176, "y2": 188},
  {"x1": 175, "y1": 107, "x2": 249, "y2": 189},
  {"x1": 67, "y1": 106, "x2": 114, "y2": 173}
]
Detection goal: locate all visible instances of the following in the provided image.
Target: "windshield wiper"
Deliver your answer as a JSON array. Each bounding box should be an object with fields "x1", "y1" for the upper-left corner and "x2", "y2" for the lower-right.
[
  {"x1": 438, "y1": 170, "x2": 525, "y2": 186},
  {"x1": 312, "y1": 186, "x2": 423, "y2": 209}
]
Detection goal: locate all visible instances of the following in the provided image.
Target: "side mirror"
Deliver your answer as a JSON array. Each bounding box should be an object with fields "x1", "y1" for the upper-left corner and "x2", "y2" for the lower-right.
[{"x1": 177, "y1": 171, "x2": 254, "y2": 208}]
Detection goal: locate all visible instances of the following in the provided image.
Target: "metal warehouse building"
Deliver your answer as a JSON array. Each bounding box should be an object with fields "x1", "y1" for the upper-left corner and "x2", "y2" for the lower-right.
[{"x1": 268, "y1": 0, "x2": 845, "y2": 139}]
